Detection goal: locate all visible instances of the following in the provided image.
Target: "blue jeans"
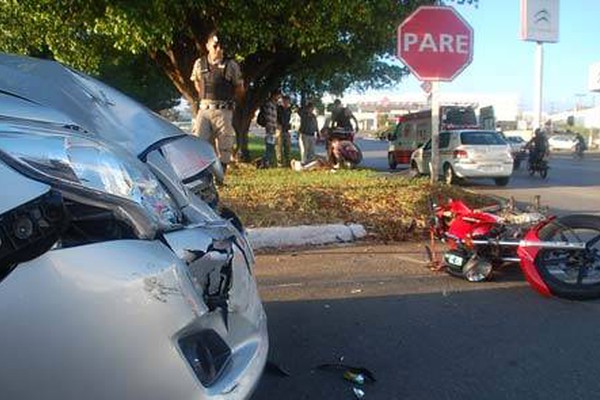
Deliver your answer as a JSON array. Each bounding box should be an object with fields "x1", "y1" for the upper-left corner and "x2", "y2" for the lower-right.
[{"x1": 263, "y1": 135, "x2": 276, "y2": 167}]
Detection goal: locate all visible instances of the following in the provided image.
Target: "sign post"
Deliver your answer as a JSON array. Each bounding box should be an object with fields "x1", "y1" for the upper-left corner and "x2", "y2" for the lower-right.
[
  {"x1": 397, "y1": 6, "x2": 473, "y2": 183},
  {"x1": 520, "y1": 0, "x2": 559, "y2": 131}
]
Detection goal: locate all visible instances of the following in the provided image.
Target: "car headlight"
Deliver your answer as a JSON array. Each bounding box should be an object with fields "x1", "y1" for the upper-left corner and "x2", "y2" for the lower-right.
[{"x1": 0, "y1": 131, "x2": 182, "y2": 239}]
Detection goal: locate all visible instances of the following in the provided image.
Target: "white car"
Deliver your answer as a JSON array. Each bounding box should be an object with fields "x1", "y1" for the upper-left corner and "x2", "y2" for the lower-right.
[
  {"x1": 410, "y1": 129, "x2": 514, "y2": 186},
  {"x1": 0, "y1": 53, "x2": 268, "y2": 400},
  {"x1": 548, "y1": 135, "x2": 577, "y2": 151}
]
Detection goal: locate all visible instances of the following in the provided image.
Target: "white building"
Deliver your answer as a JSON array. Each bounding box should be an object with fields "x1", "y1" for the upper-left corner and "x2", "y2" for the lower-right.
[{"x1": 323, "y1": 92, "x2": 520, "y2": 131}]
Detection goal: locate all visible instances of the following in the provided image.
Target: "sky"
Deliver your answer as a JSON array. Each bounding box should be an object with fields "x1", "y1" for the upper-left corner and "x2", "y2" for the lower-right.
[{"x1": 365, "y1": 1, "x2": 600, "y2": 113}]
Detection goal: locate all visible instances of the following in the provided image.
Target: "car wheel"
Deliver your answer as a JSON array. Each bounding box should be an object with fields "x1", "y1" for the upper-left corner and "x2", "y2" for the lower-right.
[
  {"x1": 443, "y1": 164, "x2": 457, "y2": 185},
  {"x1": 388, "y1": 152, "x2": 397, "y2": 170},
  {"x1": 494, "y1": 177, "x2": 510, "y2": 186}
]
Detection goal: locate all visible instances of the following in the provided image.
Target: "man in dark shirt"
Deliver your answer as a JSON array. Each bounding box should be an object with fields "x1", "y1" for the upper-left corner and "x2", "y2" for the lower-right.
[{"x1": 276, "y1": 95, "x2": 292, "y2": 167}]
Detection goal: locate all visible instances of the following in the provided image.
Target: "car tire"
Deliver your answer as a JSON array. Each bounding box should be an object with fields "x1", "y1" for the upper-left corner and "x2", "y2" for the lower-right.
[
  {"x1": 443, "y1": 164, "x2": 457, "y2": 185},
  {"x1": 494, "y1": 177, "x2": 510, "y2": 186},
  {"x1": 388, "y1": 152, "x2": 397, "y2": 170}
]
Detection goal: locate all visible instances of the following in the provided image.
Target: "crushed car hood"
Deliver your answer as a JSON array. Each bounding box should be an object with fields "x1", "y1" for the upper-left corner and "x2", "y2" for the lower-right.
[{"x1": 0, "y1": 53, "x2": 183, "y2": 156}]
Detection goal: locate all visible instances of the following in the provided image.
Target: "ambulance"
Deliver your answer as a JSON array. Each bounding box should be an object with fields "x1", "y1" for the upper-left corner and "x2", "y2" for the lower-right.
[{"x1": 387, "y1": 105, "x2": 479, "y2": 169}]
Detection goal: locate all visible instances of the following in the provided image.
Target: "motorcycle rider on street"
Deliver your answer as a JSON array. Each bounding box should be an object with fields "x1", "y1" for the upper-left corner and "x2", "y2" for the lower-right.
[
  {"x1": 526, "y1": 128, "x2": 549, "y2": 166},
  {"x1": 574, "y1": 131, "x2": 587, "y2": 157}
]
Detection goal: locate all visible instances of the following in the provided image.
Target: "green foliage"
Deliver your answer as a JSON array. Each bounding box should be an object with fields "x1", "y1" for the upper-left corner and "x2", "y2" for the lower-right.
[{"x1": 96, "y1": 52, "x2": 180, "y2": 111}]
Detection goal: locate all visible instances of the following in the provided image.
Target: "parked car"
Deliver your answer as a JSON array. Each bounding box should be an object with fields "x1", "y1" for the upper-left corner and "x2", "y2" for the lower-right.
[
  {"x1": 0, "y1": 53, "x2": 268, "y2": 400},
  {"x1": 548, "y1": 135, "x2": 577, "y2": 151},
  {"x1": 410, "y1": 129, "x2": 514, "y2": 186}
]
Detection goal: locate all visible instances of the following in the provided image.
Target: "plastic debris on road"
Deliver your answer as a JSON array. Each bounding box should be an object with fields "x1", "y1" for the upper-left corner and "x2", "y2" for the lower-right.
[{"x1": 353, "y1": 387, "x2": 366, "y2": 399}]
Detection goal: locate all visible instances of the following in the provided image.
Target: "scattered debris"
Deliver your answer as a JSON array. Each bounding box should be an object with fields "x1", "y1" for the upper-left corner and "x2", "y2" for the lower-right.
[
  {"x1": 316, "y1": 363, "x2": 377, "y2": 383},
  {"x1": 350, "y1": 288, "x2": 363, "y2": 294},
  {"x1": 352, "y1": 387, "x2": 366, "y2": 399},
  {"x1": 343, "y1": 371, "x2": 365, "y2": 385}
]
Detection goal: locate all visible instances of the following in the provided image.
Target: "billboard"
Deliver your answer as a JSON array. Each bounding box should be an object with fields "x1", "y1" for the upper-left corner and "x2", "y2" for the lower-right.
[{"x1": 520, "y1": 0, "x2": 559, "y2": 43}]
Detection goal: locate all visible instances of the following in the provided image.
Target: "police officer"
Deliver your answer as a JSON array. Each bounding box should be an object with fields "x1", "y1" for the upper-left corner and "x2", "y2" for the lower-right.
[{"x1": 190, "y1": 31, "x2": 245, "y2": 173}]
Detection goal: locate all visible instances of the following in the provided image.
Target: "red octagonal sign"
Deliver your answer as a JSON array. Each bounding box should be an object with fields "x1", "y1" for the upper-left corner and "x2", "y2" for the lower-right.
[{"x1": 397, "y1": 6, "x2": 473, "y2": 81}]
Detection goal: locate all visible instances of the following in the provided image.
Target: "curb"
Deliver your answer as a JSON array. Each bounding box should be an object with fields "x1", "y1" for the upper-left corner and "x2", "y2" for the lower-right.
[{"x1": 246, "y1": 224, "x2": 367, "y2": 250}]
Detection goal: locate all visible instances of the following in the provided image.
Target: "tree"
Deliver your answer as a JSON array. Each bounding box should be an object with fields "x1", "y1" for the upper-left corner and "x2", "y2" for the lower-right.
[{"x1": 0, "y1": 0, "x2": 435, "y2": 160}]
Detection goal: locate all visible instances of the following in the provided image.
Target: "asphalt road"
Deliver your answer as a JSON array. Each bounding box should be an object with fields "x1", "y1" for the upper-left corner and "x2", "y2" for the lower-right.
[
  {"x1": 251, "y1": 244, "x2": 600, "y2": 400},
  {"x1": 250, "y1": 139, "x2": 600, "y2": 400},
  {"x1": 356, "y1": 136, "x2": 600, "y2": 215}
]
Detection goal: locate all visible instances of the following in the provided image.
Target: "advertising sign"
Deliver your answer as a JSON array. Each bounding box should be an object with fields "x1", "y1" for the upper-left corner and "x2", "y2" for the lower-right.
[{"x1": 520, "y1": 0, "x2": 559, "y2": 42}]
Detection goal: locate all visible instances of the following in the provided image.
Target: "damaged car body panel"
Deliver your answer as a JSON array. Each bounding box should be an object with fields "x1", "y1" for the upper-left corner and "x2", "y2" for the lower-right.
[{"x1": 0, "y1": 53, "x2": 268, "y2": 399}]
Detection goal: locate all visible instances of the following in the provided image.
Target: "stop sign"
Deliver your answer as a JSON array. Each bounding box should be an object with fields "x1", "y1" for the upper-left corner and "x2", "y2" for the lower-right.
[{"x1": 397, "y1": 6, "x2": 473, "y2": 81}]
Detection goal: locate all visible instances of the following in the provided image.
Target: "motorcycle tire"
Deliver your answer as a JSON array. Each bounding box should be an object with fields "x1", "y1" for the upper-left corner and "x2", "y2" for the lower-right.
[
  {"x1": 535, "y1": 214, "x2": 600, "y2": 300},
  {"x1": 540, "y1": 167, "x2": 548, "y2": 179}
]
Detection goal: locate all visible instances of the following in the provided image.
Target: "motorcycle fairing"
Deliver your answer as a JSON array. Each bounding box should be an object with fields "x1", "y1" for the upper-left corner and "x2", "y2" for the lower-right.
[{"x1": 517, "y1": 219, "x2": 553, "y2": 297}]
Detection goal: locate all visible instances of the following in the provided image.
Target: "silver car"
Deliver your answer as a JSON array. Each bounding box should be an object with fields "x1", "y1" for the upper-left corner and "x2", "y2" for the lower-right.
[
  {"x1": 0, "y1": 54, "x2": 267, "y2": 399},
  {"x1": 410, "y1": 129, "x2": 514, "y2": 186}
]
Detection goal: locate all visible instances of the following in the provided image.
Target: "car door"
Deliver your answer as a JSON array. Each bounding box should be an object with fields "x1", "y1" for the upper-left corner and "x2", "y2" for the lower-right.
[{"x1": 413, "y1": 140, "x2": 431, "y2": 175}]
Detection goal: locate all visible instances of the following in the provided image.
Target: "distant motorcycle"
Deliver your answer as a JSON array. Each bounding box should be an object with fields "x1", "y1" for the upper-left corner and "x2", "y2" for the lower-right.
[
  {"x1": 322, "y1": 127, "x2": 363, "y2": 168},
  {"x1": 527, "y1": 152, "x2": 549, "y2": 179}
]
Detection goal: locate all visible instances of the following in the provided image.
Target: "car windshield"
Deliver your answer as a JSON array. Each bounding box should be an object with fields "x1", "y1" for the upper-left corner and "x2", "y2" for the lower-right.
[{"x1": 460, "y1": 131, "x2": 506, "y2": 145}]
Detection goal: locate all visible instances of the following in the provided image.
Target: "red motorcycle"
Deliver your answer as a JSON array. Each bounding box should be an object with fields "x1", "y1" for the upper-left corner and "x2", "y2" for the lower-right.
[{"x1": 427, "y1": 197, "x2": 600, "y2": 300}]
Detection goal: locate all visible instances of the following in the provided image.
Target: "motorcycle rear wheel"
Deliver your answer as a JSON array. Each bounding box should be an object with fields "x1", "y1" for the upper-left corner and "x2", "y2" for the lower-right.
[{"x1": 535, "y1": 214, "x2": 600, "y2": 300}]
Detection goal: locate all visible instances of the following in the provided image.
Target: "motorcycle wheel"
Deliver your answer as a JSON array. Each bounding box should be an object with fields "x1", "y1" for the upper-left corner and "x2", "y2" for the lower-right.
[
  {"x1": 528, "y1": 163, "x2": 535, "y2": 176},
  {"x1": 535, "y1": 214, "x2": 600, "y2": 300},
  {"x1": 540, "y1": 166, "x2": 548, "y2": 179}
]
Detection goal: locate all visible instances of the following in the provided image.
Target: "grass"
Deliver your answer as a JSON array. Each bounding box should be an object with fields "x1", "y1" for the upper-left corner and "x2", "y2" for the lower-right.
[
  {"x1": 220, "y1": 162, "x2": 495, "y2": 242},
  {"x1": 246, "y1": 134, "x2": 301, "y2": 162}
]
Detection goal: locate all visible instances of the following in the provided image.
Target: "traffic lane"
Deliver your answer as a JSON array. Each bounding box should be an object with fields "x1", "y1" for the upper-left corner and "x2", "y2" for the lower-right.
[
  {"x1": 252, "y1": 245, "x2": 600, "y2": 400},
  {"x1": 463, "y1": 158, "x2": 600, "y2": 216}
]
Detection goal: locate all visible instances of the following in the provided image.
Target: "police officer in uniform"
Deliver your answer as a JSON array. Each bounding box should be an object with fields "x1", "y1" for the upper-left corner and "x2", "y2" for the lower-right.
[{"x1": 190, "y1": 31, "x2": 245, "y2": 173}]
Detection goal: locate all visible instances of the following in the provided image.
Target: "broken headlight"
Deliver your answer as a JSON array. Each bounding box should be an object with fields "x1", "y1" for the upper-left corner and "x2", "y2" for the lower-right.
[{"x1": 0, "y1": 131, "x2": 182, "y2": 239}]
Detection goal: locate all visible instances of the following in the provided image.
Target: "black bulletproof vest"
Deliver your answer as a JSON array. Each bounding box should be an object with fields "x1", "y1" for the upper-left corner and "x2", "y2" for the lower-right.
[{"x1": 200, "y1": 57, "x2": 235, "y2": 101}]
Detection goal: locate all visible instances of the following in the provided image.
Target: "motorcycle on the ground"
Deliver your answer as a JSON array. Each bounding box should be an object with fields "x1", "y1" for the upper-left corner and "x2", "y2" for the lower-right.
[
  {"x1": 321, "y1": 127, "x2": 363, "y2": 169},
  {"x1": 426, "y1": 197, "x2": 600, "y2": 300}
]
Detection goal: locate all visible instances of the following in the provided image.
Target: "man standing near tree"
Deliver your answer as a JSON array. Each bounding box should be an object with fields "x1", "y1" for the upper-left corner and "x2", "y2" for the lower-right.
[
  {"x1": 190, "y1": 31, "x2": 244, "y2": 174},
  {"x1": 276, "y1": 95, "x2": 292, "y2": 167}
]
